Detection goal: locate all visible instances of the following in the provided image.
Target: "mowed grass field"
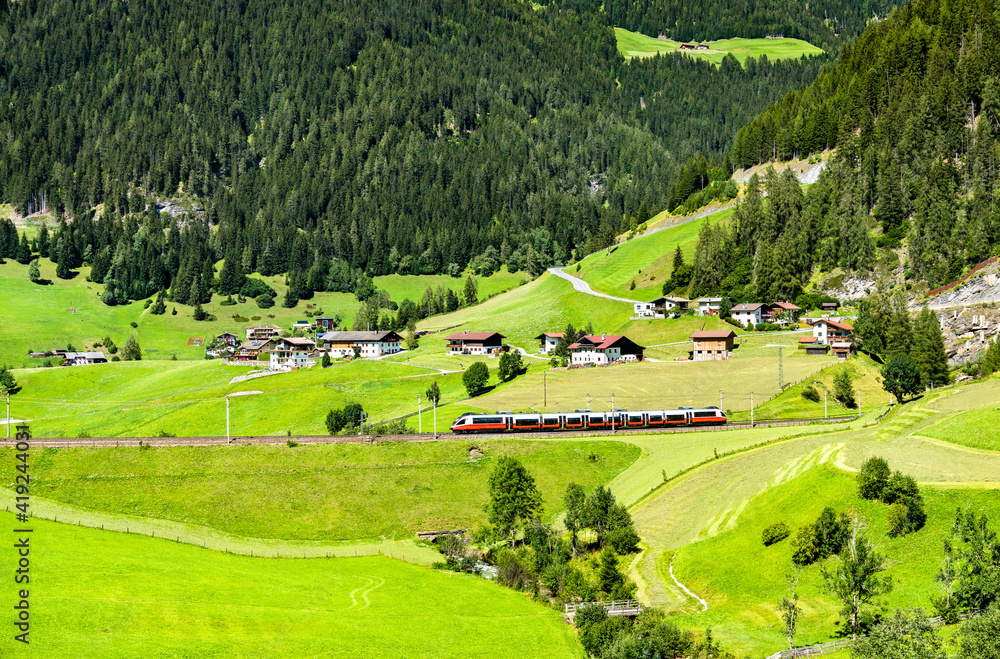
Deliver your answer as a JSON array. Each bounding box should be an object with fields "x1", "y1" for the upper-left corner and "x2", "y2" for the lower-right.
[
  {"x1": 614, "y1": 27, "x2": 825, "y2": 64},
  {"x1": 0, "y1": 255, "x2": 525, "y2": 367},
  {"x1": 0, "y1": 514, "x2": 582, "y2": 658},
  {"x1": 669, "y1": 465, "x2": 1000, "y2": 655},
  {"x1": 419, "y1": 272, "x2": 634, "y2": 349},
  {"x1": 623, "y1": 376, "x2": 1000, "y2": 654},
  {"x1": 574, "y1": 209, "x2": 732, "y2": 301},
  {"x1": 1, "y1": 439, "x2": 639, "y2": 541}
]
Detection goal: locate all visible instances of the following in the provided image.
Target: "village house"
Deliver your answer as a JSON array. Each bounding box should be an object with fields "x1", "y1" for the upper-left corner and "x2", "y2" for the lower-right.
[
  {"x1": 62, "y1": 351, "x2": 108, "y2": 366},
  {"x1": 812, "y1": 319, "x2": 854, "y2": 346},
  {"x1": 731, "y1": 303, "x2": 765, "y2": 327},
  {"x1": 695, "y1": 297, "x2": 727, "y2": 316},
  {"x1": 320, "y1": 331, "x2": 404, "y2": 358},
  {"x1": 445, "y1": 331, "x2": 506, "y2": 356},
  {"x1": 654, "y1": 296, "x2": 690, "y2": 314},
  {"x1": 269, "y1": 337, "x2": 317, "y2": 370},
  {"x1": 235, "y1": 339, "x2": 274, "y2": 361},
  {"x1": 689, "y1": 330, "x2": 737, "y2": 361},
  {"x1": 535, "y1": 333, "x2": 564, "y2": 354},
  {"x1": 765, "y1": 302, "x2": 803, "y2": 324},
  {"x1": 245, "y1": 325, "x2": 281, "y2": 340},
  {"x1": 290, "y1": 320, "x2": 312, "y2": 333},
  {"x1": 568, "y1": 334, "x2": 644, "y2": 366},
  {"x1": 633, "y1": 302, "x2": 656, "y2": 318},
  {"x1": 314, "y1": 317, "x2": 338, "y2": 332},
  {"x1": 831, "y1": 341, "x2": 853, "y2": 361},
  {"x1": 822, "y1": 301, "x2": 840, "y2": 313},
  {"x1": 679, "y1": 43, "x2": 696, "y2": 50},
  {"x1": 696, "y1": 43, "x2": 709, "y2": 50},
  {"x1": 216, "y1": 332, "x2": 240, "y2": 347}
]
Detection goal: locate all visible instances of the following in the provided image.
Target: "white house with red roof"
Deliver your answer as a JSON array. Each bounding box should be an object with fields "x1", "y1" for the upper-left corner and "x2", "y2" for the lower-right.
[
  {"x1": 731, "y1": 302, "x2": 765, "y2": 327},
  {"x1": 445, "y1": 331, "x2": 506, "y2": 356},
  {"x1": 568, "y1": 334, "x2": 644, "y2": 365},
  {"x1": 812, "y1": 319, "x2": 854, "y2": 345},
  {"x1": 535, "y1": 333, "x2": 564, "y2": 354}
]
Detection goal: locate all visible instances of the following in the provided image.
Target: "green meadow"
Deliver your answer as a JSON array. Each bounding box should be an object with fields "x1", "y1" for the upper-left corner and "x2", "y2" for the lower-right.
[
  {"x1": 0, "y1": 514, "x2": 582, "y2": 658},
  {"x1": 614, "y1": 27, "x2": 825, "y2": 65},
  {"x1": 574, "y1": 208, "x2": 732, "y2": 301},
  {"x1": 1, "y1": 439, "x2": 639, "y2": 541},
  {"x1": 0, "y1": 255, "x2": 525, "y2": 367}
]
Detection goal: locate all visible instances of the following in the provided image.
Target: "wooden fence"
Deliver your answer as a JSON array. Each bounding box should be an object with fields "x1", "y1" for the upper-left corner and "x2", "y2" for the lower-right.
[
  {"x1": 763, "y1": 638, "x2": 852, "y2": 659},
  {"x1": 564, "y1": 600, "x2": 643, "y2": 620}
]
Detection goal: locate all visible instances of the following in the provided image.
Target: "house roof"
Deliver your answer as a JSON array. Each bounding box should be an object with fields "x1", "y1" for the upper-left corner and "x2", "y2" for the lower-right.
[
  {"x1": 822, "y1": 301, "x2": 840, "y2": 307},
  {"x1": 651, "y1": 296, "x2": 690, "y2": 304},
  {"x1": 831, "y1": 341, "x2": 853, "y2": 349},
  {"x1": 277, "y1": 337, "x2": 316, "y2": 347},
  {"x1": 65, "y1": 352, "x2": 106, "y2": 360},
  {"x1": 247, "y1": 324, "x2": 280, "y2": 330},
  {"x1": 732, "y1": 303, "x2": 764, "y2": 312},
  {"x1": 217, "y1": 332, "x2": 238, "y2": 338},
  {"x1": 798, "y1": 337, "x2": 817, "y2": 344},
  {"x1": 568, "y1": 335, "x2": 644, "y2": 351},
  {"x1": 321, "y1": 331, "x2": 402, "y2": 342},
  {"x1": 770, "y1": 302, "x2": 801, "y2": 311},
  {"x1": 535, "y1": 333, "x2": 565, "y2": 339},
  {"x1": 815, "y1": 319, "x2": 854, "y2": 332},
  {"x1": 239, "y1": 339, "x2": 272, "y2": 350},
  {"x1": 444, "y1": 331, "x2": 505, "y2": 342},
  {"x1": 695, "y1": 297, "x2": 724, "y2": 303},
  {"x1": 690, "y1": 330, "x2": 737, "y2": 340}
]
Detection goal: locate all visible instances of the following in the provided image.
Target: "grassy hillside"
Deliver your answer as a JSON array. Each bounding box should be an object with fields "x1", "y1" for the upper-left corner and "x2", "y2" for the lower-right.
[
  {"x1": 1, "y1": 439, "x2": 638, "y2": 541},
  {"x1": 615, "y1": 28, "x2": 824, "y2": 64},
  {"x1": 0, "y1": 256, "x2": 525, "y2": 367},
  {"x1": 575, "y1": 208, "x2": 732, "y2": 301},
  {"x1": 418, "y1": 272, "x2": 634, "y2": 349},
  {"x1": 671, "y1": 465, "x2": 1000, "y2": 655},
  {"x1": 0, "y1": 514, "x2": 582, "y2": 658}
]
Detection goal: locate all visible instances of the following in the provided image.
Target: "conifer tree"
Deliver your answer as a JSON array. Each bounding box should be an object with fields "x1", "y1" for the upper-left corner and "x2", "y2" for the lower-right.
[
  {"x1": 15, "y1": 234, "x2": 31, "y2": 265},
  {"x1": 56, "y1": 244, "x2": 71, "y2": 279},
  {"x1": 27, "y1": 258, "x2": 41, "y2": 283},
  {"x1": 913, "y1": 305, "x2": 949, "y2": 388},
  {"x1": 884, "y1": 290, "x2": 914, "y2": 357}
]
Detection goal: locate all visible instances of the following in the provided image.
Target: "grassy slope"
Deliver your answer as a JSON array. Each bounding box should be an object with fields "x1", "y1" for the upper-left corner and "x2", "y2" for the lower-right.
[
  {"x1": 614, "y1": 27, "x2": 825, "y2": 64},
  {"x1": 671, "y1": 465, "x2": 1000, "y2": 655},
  {"x1": 1, "y1": 440, "x2": 639, "y2": 541},
  {"x1": 418, "y1": 272, "x2": 634, "y2": 348},
  {"x1": 0, "y1": 255, "x2": 525, "y2": 366},
  {"x1": 574, "y1": 209, "x2": 732, "y2": 301},
  {"x1": 0, "y1": 514, "x2": 582, "y2": 658},
  {"x1": 922, "y1": 405, "x2": 1000, "y2": 450}
]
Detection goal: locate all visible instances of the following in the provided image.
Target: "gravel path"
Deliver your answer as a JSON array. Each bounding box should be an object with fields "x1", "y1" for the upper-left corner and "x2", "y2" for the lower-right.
[{"x1": 547, "y1": 267, "x2": 642, "y2": 304}]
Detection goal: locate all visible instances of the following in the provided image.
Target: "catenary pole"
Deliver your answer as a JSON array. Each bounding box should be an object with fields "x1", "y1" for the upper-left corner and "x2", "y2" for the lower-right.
[
  {"x1": 226, "y1": 396, "x2": 230, "y2": 443},
  {"x1": 750, "y1": 392, "x2": 754, "y2": 426},
  {"x1": 418, "y1": 395, "x2": 422, "y2": 434},
  {"x1": 611, "y1": 393, "x2": 615, "y2": 434}
]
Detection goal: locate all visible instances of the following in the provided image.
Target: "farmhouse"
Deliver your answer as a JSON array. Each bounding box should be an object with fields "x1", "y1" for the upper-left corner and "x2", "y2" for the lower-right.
[
  {"x1": 290, "y1": 320, "x2": 312, "y2": 332},
  {"x1": 633, "y1": 302, "x2": 656, "y2": 318},
  {"x1": 812, "y1": 319, "x2": 853, "y2": 345},
  {"x1": 62, "y1": 351, "x2": 108, "y2": 365},
  {"x1": 445, "y1": 331, "x2": 506, "y2": 356},
  {"x1": 831, "y1": 341, "x2": 853, "y2": 361},
  {"x1": 679, "y1": 43, "x2": 696, "y2": 50},
  {"x1": 654, "y1": 296, "x2": 690, "y2": 314},
  {"x1": 320, "y1": 331, "x2": 404, "y2": 358},
  {"x1": 535, "y1": 333, "x2": 564, "y2": 354},
  {"x1": 731, "y1": 303, "x2": 765, "y2": 327},
  {"x1": 696, "y1": 44, "x2": 709, "y2": 50},
  {"x1": 689, "y1": 330, "x2": 737, "y2": 361},
  {"x1": 246, "y1": 325, "x2": 281, "y2": 340},
  {"x1": 568, "y1": 334, "x2": 644, "y2": 365},
  {"x1": 314, "y1": 317, "x2": 338, "y2": 332},
  {"x1": 766, "y1": 301, "x2": 802, "y2": 324},
  {"x1": 235, "y1": 339, "x2": 274, "y2": 361},
  {"x1": 822, "y1": 301, "x2": 840, "y2": 313},
  {"x1": 269, "y1": 337, "x2": 317, "y2": 370},
  {"x1": 695, "y1": 297, "x2": 727, "y2": 316},
  {"x1": 216, "y1": 332, "x2": 240, "y2": 347}
]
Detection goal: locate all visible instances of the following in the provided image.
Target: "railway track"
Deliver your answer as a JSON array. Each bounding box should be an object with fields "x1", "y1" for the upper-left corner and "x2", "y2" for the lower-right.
[{"x1": 7, "y1": 415, "x2": 858, "y2": 448}]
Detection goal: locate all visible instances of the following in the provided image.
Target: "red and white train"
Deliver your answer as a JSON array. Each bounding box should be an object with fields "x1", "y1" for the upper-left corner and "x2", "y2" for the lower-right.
[{"x1": 450, "y1": 407, "x2": 727, "y2": 433}]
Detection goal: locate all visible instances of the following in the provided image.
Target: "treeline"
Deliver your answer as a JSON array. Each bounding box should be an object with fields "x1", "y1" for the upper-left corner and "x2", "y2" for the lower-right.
[
  {"x1": 728, "y1": 0, "x2": 1000, "y2": 287},
  {"x1": 595, "y1": 0, "x2": 897, "y2": 52},
  {"x1": 0, "y1": 0, "x2": 831, "y2": 289}
]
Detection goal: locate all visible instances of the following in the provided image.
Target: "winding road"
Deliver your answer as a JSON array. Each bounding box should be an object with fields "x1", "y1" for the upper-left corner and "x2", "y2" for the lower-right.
[{"x1": 547, "y1": 267, "x2": 642, "y2": 304}]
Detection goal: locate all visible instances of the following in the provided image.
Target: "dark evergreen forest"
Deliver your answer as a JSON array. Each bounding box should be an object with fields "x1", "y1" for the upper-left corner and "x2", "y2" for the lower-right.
[
  {"x1": 680, "y1": 0, "x2": 1000, "y2": 308},
  {"x1": 0, "y1": 0, "x2": 825, "y2": 307}
]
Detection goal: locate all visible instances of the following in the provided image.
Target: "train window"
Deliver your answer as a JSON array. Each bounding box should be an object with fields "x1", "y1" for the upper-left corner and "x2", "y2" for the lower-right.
[
  {"x1": 693, "y1": 411, "x2": 715, "y2": 418},
  {"x1": 666, "y1": 414, "x2": 686, "y2": 422},
  {"x1": 648, "y1": 414, "x2": 662, "y2": 422},
  {"x1": 473, "y1": 416, "x2": 503, "y2": 424},
  {"x1": 514, "y1": 418, "x2": 539, "y2": 426},
  {"x1": 589, "y1": 415, "x2": 604, "y2": 423},
  {"x1": 628, "y1": 414, "x2": 643, "y2": 422},
  {"x1": 566, "y1": 416, "x2": 582, "y2": 425},
  {"x1": 542, "y1": 416, "x2": 559, "y2": 424}
]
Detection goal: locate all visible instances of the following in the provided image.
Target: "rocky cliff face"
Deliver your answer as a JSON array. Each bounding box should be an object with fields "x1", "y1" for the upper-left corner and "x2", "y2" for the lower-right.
[{"x1": 935, "y1": 303, "x2": 1000, "y2": 366}]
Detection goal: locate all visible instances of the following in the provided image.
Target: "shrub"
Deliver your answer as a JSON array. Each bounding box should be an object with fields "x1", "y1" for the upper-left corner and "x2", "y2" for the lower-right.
[
  {"x1": 255, "y1": 293, "x2": 275, "y2": 309},
  {"x1": 232, "y1": 314, "x2": 249, "y2": 323},
  {"x1": 887, "y1": 503, "x2": 909, "y2": 538},
  {"x1": 607, "y1": 527, "x2": 641, "y2": 554},
  {"x1": 754, "y1": 322, "x2": 782, "y2": 331},
  {"x1": 286, "y1": 439, "x2": 299, "y2": 448},
  {"x1": 463, "y1": 362, "x2": 490, "y2": 396},
  {"x1": 791, "y1": 525, "x2": 819, "y2": 565},
  {"x1": 129, "y1": 321, "x2": 138, "y2": 328},
  {"x1": 858, "y1": 457, "x2": 891, "y2": 500},
  {"x1": 762, "y1": 522, "x2": 791, "y2": 546},
  {"x1": 801, "y1": 385, "x2": 820, "y2": 402}
]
